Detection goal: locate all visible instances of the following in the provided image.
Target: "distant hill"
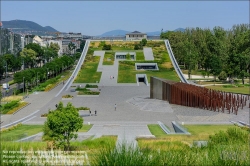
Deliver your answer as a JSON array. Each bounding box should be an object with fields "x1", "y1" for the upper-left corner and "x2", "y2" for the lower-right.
[
  {"x1": 99, "y1": 29, "x2": 130, "y2": 37},
  {"x1": 44, "y1": 26, "x2": 58, "y2": 32},
  {"x1": 98, "y1": 28, "x2": 184, "y2": 37},
  {"x1": 174, "y1": 28, "x2": 185, "y2": 32},
  {"x1": 2, "y1": 20, "x2": 59, "y2": 36}
]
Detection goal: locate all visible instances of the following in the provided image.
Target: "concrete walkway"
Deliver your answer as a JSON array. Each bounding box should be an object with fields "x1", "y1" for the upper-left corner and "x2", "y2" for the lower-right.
[
  {"x1": 94, "y1": 51, "x2": 121, "y2": 86},
  {"x1": 143, "y1": 47, "x2": 154, "y2": 60}
]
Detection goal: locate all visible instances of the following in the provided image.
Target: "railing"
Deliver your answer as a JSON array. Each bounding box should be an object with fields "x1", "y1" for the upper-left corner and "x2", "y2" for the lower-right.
[
  {"x1": 165, "y1": 40, "x2": 189, "y2": 84},
  {"x1": 55, "y1": 40, "x2": 90, "y2": 97},
  {"x1": 157, "y1": 121, "x2": 172, "y2": 134}
]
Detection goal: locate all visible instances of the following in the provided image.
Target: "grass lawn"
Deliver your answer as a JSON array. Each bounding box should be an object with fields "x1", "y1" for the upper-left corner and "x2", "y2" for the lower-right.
[
  {"x1": 206, "y1": 85, "x2": 249, "y2": 94},
  {"x1": 118, "y1": 62, "x2": 179, "y2": 83},
  {"x1": 78, "y1": 41, "x2": 180, "y2": 83},
  {"x1": 182, "y1": 69, "x2": 205, "y2": 76},
  {"x1": 103, "y1": 52, "x2": 114, "y2": 65},
  {"x1": 1, "y1": 125, "x2": 44, "y2": 141},
  {"x1": 78, "y1": 124, "x2": 93, "y2": 132},
  {"x1": 148, "y1": 124, "x2": 167, "y2": 137},
  {"x1": 74, "y1": 56, "x2": 102, "y2": 83},
  {"x1": 136, "y1": 51, "x2": 144, "y2": 61},
  {"x1": 146, "y1": 124, "x2": 237, "y2": 144}
]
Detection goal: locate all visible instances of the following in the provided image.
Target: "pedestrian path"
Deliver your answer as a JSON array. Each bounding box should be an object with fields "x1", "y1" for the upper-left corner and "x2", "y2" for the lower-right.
[
  {"x1": 143, "y1": 47, "x2": 154, "y2": 60},
  {"x1": 1, "y1": 83, "x2": 64, "y2": 127},
  {"x1": 94, "y1": 51, "x2": 119, "y2": 86}
]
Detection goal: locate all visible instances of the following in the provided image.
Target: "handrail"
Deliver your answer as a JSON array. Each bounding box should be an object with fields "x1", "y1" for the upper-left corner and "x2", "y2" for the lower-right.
[
  {"x1": 165, "y1": 40, "x2": 189, "y2": 84},
  {"x1": 55, "y1": 40, "x2": 90, "y2": 97}
]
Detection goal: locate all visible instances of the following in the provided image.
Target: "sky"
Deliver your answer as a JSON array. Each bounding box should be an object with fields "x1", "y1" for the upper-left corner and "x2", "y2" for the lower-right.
[{"x1": 1, "y1": 1, "x2": 249, "y2": 36}]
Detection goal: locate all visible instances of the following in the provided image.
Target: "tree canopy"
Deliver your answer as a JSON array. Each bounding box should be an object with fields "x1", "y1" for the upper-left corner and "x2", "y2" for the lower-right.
[
  {"x1": 161, "y1": 24, "x2": 250, "y2": 83},
  {"x1": 43, "y1": 102, "x2": 83, "y2": 151}
]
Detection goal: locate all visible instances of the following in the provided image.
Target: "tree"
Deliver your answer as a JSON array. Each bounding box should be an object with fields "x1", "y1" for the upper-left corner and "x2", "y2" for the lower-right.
[
  {"x1": 49, "y1": 42, "x2": 60, "y2": 54},
  {"x1": 102, "y1": 44, "x2": 111, "y2": 50},
  {"x1": 25, "y1": 43, "x2": 43, "y2": 66},
  {"x1": 141, "y1": 39, "x2": 147, "y2": 46},
  {"x1": 209, "y1": 55, "x2": 222, "y2": 81},
  {"x1": 218, "y1": 71, "x2": 227, "y2": 81},
  {"x1": 68, "y1": 42, "x2": 76, "y2": 55},
  {"x1": 134, "y1": 44, "x2": 140, "y2": 50},
  {"x1": 43, "y1": 102, "x2": 83, "y2": 151},
  {"x1": 20, "y1": 48, "x2": 37, "y2": 68}
]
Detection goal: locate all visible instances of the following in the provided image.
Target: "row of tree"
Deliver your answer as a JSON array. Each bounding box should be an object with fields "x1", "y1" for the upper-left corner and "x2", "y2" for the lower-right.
[
  {"x1": 161, "y1": 24, "x2": 250, "y2": 84},
  {"x1": 0, "y1": 40, "x2": 86, "y2": 79},
  {"x1": 13, "y1": 55, "x2": 74, "y2": 89}
]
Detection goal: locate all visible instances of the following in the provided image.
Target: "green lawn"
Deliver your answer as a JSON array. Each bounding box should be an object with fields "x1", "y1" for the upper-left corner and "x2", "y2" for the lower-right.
[
  {"x1": 184, "y1": 124, "x2": 236, "y2": 136},
  {"x1": 148, "y1": 124, "x2": 167, "y2": 137},
  {"x1": 78, "y1": 124, "x2": 93, "y2": 132},
  {"x1": 1, "y1": 125, "x2": 44, "y2": 141},
  {"x1": 206, "y1": 85, "x2": 249, "y2": 94},
  {"x1": 74, "y1": 56, "x2": 102, "y2": 83},
  {"x1": 103, "y1": 52, "x2": 114, "y2": 65},
  {"x1": 136, "y1": 51, "x2": 145, "y2": 61},
  {"x1": 147, "y1": 124, "x2": 237, "y2": 143},
  {"x1": 118, "y1": 61, "x2": 179, "y2": 83}
]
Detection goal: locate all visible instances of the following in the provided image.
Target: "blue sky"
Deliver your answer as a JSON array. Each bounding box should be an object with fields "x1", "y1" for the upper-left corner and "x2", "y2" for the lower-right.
[{"x1": 1, "y1": 1, "x2": 249, "y2": 36}]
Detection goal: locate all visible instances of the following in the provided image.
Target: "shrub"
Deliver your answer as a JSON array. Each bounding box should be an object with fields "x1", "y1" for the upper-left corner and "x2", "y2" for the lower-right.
[
  {"x1": 41, "y1": 113, "x2": 48, "y2": 117},
  {"x1": 62, "y1": 94, "x2": 73, "y2": 98},
  {"x1": 76, "y1": 107, "x2": 90, "y2": 110},
  {"x1": 102, "y1": 44, "x2": 111, "y2": 50},
  {"x1": 85, "y1": 84, "x2": 98, "y2": 88},
  {"x1": 6, "y1": 102, "x2": 28, "y2": 114},
  {"x1": 218, "y1": 71, "x2": 227, "y2": 81}
]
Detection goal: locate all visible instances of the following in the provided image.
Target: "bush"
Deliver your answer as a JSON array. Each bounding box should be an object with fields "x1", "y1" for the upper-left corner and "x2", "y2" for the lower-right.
[
  {"x1": 62, "y1": 94, "x2": 73, "y2": 98},
  {"x1": 85, "y1": 84, "x2": 98, "y2": 88},
  {"x1": 2, "y1": 100, "x2": 19, "y2": 111},
  {"x1": 102, "y1": 44, "x2": 111, "y2": 50},
  {"x1": 76, "y1": 107, "x2": 90, "y2": 110},
  {"x1": 218, "y1": 71, "x2": 227, "y2": 81}
]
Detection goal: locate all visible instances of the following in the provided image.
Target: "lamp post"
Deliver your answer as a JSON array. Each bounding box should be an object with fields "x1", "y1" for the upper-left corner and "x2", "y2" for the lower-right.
[
  {"x1": 4, "y1": 60, "x2": 7, "y2": 79},
  {"x1": 46, "y1": 68, "x2": 48, "y2": 80},
  {"x1": 23, "y1": 77, "x2": 25, "y2": 97},
  {"x1": 36, "y1": 72, "x2": 39, "y2": 87}
]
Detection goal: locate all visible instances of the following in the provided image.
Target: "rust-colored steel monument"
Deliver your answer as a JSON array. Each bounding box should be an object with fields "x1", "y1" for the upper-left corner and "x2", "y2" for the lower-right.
[{"x1": 150, "y1": 77, "x2": 249, "y2": 115}]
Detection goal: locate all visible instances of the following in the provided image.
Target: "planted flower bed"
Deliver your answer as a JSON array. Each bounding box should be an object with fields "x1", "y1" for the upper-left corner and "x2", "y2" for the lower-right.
[
  {"x1": 62, "y1": 94, "x2": 74, "y2": 100},
  {"x1": 0, "y1": 100, "x2": 29, "y2": 114},
  {"x1": 76, "y1": 87, "x2": 100, "y2": 95}
]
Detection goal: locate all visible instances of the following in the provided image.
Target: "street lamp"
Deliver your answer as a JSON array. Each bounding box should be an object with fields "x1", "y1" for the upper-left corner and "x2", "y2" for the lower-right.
[
  {"x1": 4, "y1": 60, "x2": 7, "y2": 79},
  {"x1": 36, "y1": 72, "x2": 39, "y2": 86},
  {"x1": 23, "y1": 77, "x2": 25, "y2": 97},
  {"x1": 46, "y1": 68, "x2": 49, "y2": 80}
]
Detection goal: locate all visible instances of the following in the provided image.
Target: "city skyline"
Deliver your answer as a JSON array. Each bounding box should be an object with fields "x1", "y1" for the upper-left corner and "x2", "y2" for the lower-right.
[{"x1": 1, "y1": 1, "x2": 249, "y2": 36}]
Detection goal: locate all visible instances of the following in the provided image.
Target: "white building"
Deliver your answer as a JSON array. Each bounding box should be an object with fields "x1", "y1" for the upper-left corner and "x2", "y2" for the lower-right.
[{"x1": 126, "y1": 31, "x2": 147, "y2": 40}]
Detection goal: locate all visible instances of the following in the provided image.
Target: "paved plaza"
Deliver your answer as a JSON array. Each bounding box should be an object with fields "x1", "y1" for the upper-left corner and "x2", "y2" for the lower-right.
[{"x1": 1, "y1": 48, "x2": 249, "y2": 145}]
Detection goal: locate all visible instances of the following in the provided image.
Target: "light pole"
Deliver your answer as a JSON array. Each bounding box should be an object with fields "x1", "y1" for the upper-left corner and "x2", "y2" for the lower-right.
[
  {"x1": 4, "y1": 60, "x2": 7, "y2": 79},
  {"x1": 36, "y1": 72, "x2": 39, "y2": 86},
  {"x1": 46, "y1": 68, "x2": 48, "y2": 80},
  {"x1": 23, "y1": 77, "x2": 25, "y2": 97}
]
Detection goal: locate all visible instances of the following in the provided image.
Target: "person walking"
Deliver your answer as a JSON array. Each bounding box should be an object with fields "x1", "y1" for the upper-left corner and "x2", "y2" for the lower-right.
[
  {"x1": 95, "y1": 110, "x2": 97, "y2": 116},
  {"x1": 114, "y1": 104, "x2": 116, "y2": 111},
  {"x1": 89, "y1": 110, "x2": 91, "y2": 116}
]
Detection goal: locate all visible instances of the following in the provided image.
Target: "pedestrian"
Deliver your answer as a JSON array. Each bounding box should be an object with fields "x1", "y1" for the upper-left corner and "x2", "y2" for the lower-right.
[
  {"x1": 95, "y1": 110, "x2": 97, "y2": 116},
  {"x1": 114, "y1": 104, "x2": 116, "y2": 111},
  {"x1": 55, "y1": 104, "x2": 58, "y2": 108},
  {"x1": 89, "y1": 110, "x2": 91, "y2": 116}
]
